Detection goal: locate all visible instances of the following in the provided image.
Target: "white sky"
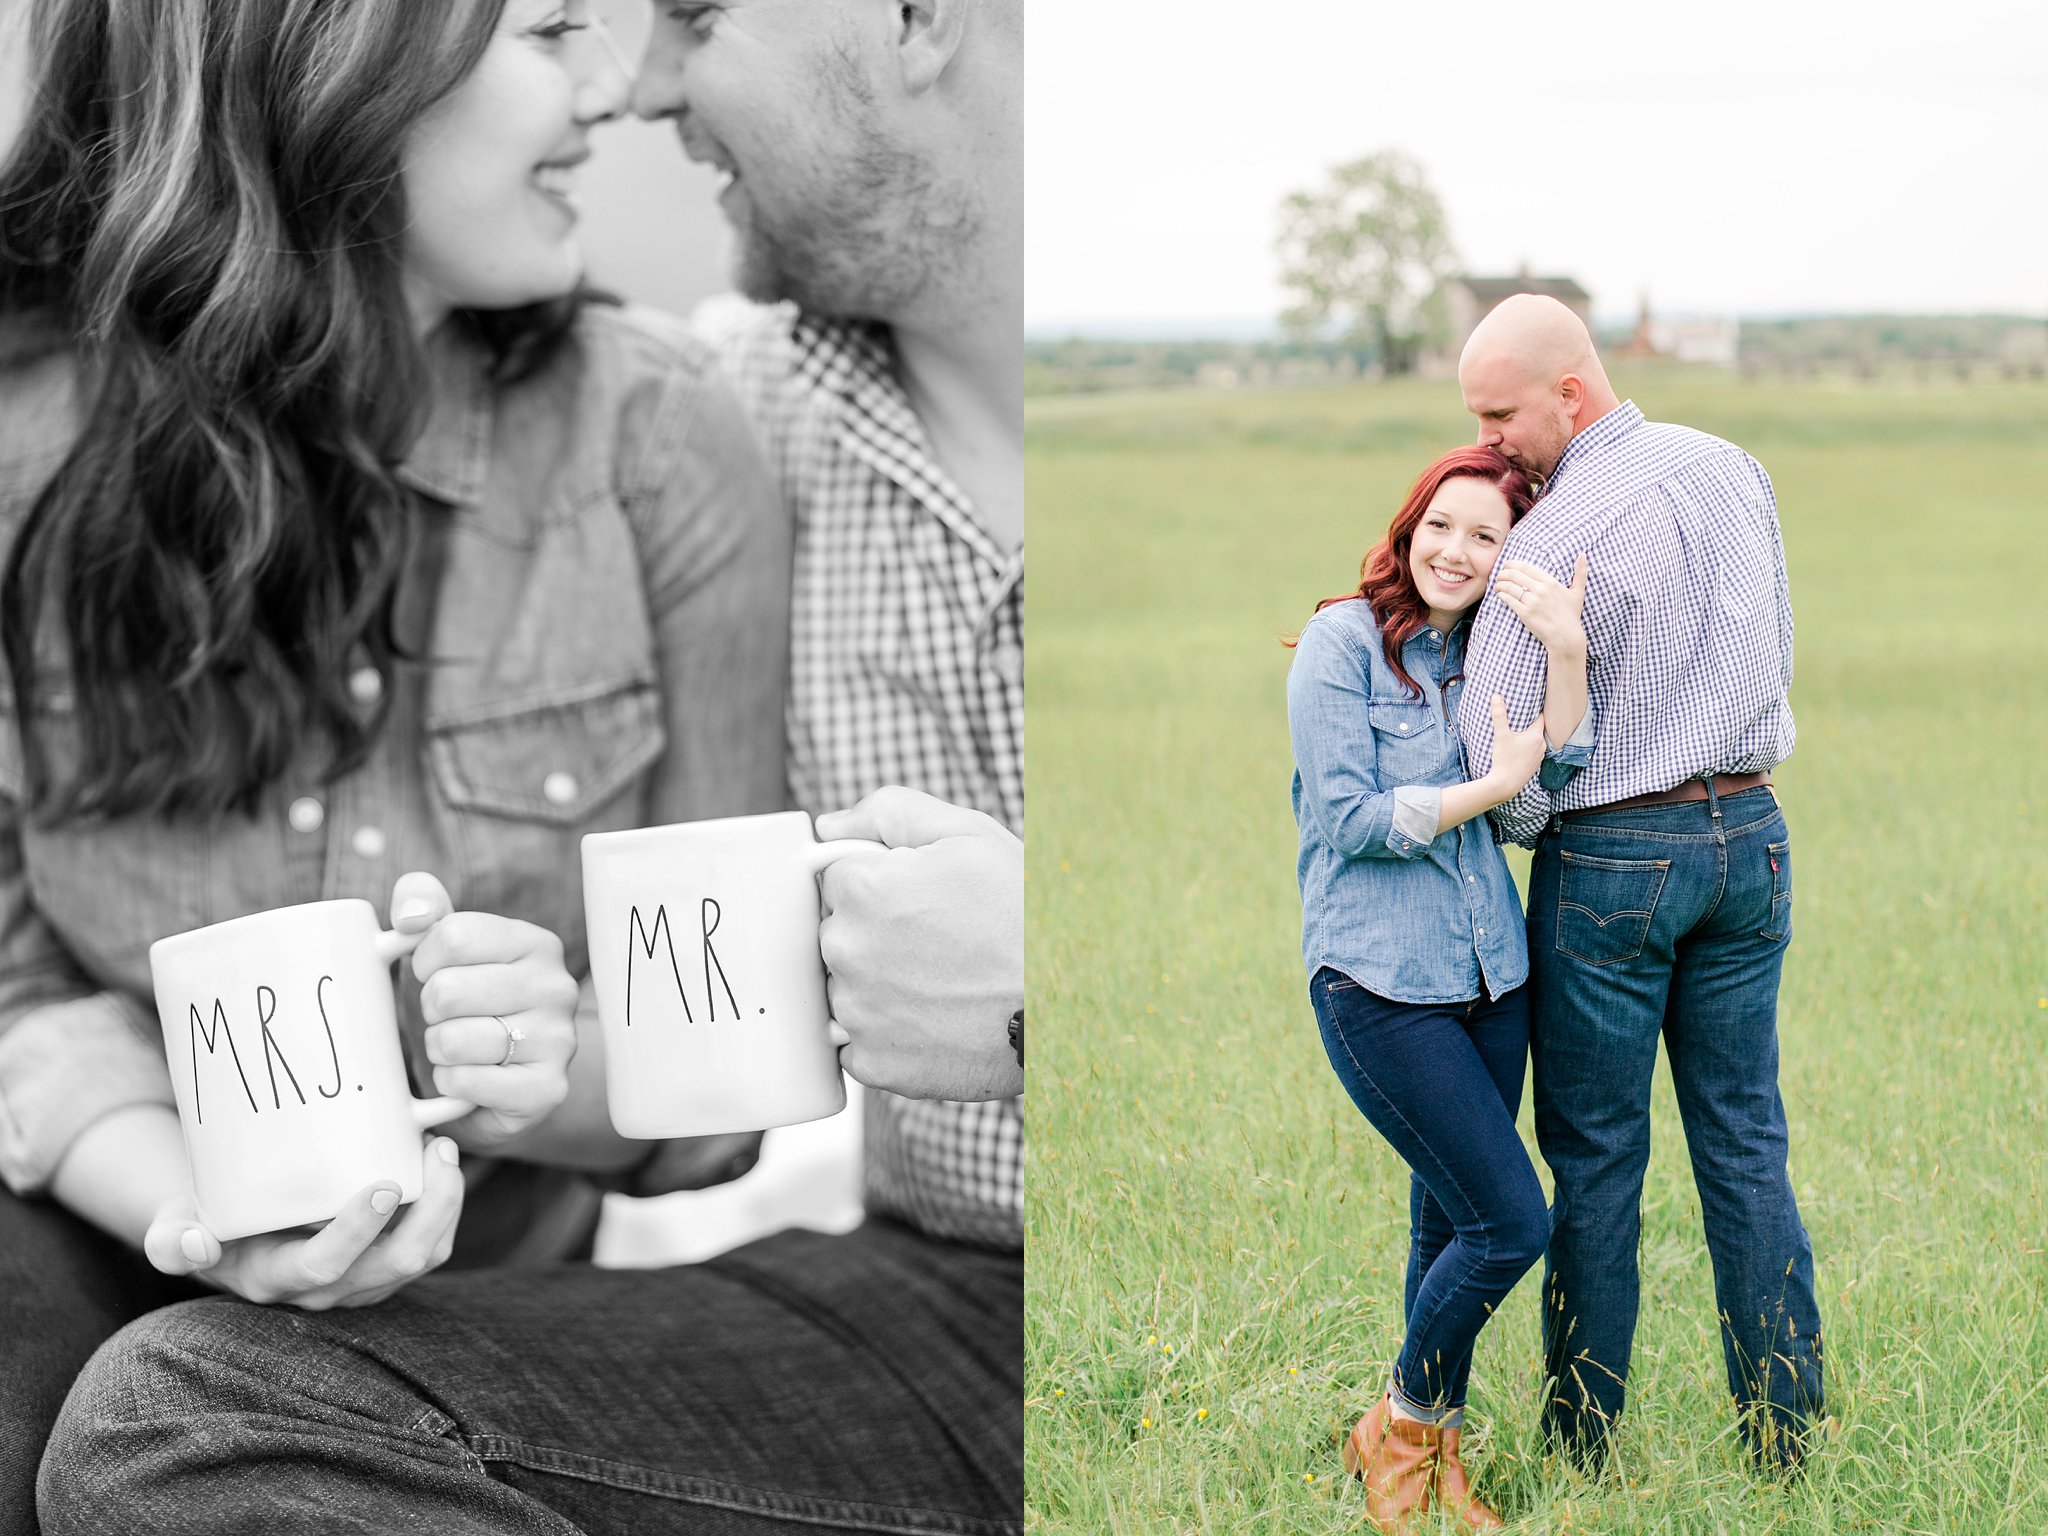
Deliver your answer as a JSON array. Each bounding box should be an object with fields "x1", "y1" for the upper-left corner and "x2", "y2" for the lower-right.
[{"x1": 1025, "y1": 0, "x2": 2048, "y2": 330}]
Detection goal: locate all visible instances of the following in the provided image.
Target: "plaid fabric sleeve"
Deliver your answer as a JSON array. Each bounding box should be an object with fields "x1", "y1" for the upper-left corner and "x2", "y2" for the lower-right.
[{"x1": 1459, "y1": 564, "x2": 1555, "y2": 847}]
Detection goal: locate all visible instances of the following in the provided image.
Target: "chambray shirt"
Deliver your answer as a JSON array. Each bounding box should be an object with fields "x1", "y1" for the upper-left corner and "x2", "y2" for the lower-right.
[
  {"x1": 0, "y1": 304, "x2": 790, "y2": 1226},
  {"x1": 1459, "y1": 402, "x2": 1796, "y2": 846},
  {"x1": 1291, "y1": 599, "x2": 1561, "y2": 1005}
]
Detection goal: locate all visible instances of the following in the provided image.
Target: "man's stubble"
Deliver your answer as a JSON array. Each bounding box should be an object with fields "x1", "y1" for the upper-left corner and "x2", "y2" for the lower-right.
[{"x1": 730, "y1": 49, "x2": 980, "y2": 323}]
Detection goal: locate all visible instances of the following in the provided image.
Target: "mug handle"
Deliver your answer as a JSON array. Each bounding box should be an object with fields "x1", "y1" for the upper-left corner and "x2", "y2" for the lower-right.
[
  {"x1": 802, "y1": 838, "x2": 888, "y2": 1047},
  {"x1": 371, "y1": 924, "x2": 475, "y2": 1128}
]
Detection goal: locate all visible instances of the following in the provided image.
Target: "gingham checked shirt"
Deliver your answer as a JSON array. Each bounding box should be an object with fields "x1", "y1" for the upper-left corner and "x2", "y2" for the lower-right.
[
  {"x1": 1458, "y1": 401, "x2": 1796, "y2": 848},
  {"x1": 694, "y1": 298, "x2": 1023, "y2": 1252}
]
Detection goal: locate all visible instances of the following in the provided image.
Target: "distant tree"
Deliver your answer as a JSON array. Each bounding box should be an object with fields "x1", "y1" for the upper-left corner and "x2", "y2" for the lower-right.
[{"x1": 1275, "y1": 151, "x2": 1458, "y2": 376}]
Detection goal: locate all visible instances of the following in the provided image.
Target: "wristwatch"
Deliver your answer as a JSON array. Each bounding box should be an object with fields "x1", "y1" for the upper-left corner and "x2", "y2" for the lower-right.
[{"x1": 1007, "y1": 1007, "x2": 1024, "y2": 1069}]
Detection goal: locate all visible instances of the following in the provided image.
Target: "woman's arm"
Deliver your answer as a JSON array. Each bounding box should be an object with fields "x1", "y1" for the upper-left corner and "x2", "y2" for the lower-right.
[
  {"x1": 3, "y1": 757, "x2": 465, "y2": 1304},
  {"x1": 1496, "y1": 555, "x2": 1591, "y2": 750},
  {"x1": 1436, "y1": 696, "x2": 1549, "y2": 834},
  {"x1": 0, "y1": 772, "x2": 185, "y2": 1213},
  {"x1": 1288, "y1": 618, "x2": 1545, "y2": 857}
]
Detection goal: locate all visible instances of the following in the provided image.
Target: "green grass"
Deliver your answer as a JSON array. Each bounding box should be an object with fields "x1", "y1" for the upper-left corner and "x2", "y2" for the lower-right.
[{"x1": 1025, "y1": 366, "x2": 2048, "y2": 1533}]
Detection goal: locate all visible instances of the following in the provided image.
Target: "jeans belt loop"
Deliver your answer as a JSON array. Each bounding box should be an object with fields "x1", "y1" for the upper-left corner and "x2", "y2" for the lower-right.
[{"x1": 1704, "y1": 772, "x2": 1724, "y2": 837}]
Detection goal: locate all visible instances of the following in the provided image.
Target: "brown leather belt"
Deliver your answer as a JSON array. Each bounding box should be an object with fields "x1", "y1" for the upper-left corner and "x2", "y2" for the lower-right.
[{"x1": 1562, "y1": 771, "x2": 1772, "y2": 820}]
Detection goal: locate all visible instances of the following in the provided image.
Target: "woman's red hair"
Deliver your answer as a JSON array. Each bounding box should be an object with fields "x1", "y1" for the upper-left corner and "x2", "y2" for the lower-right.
[{"x1": 1288, "y1": 446, "x2": 1536, "y2": 698}]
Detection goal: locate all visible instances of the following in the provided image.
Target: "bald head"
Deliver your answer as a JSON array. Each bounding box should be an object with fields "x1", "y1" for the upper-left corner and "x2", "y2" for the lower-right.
[{"x1": 1458, "y1": 294, "x2": 1621, "y2": 480}]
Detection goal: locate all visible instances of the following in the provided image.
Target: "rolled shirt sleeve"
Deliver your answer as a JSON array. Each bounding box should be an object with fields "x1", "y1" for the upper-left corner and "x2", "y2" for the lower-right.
[
  {"x1": 1390, "y1": 785, "x2": 1443, "y2": 846},
  {"x1": 0, "y1": 769, "x2": 176, "y2": 1194},
  {"x1": 0, "y1": 990, "x2": 176, "y2": 1196},
  {"x1": 1538, "y1": 697, "x2": 1597, "y2": 792},
  {"x1": 1288, "y1": 619, "x2": 1437, "y2": 861}
]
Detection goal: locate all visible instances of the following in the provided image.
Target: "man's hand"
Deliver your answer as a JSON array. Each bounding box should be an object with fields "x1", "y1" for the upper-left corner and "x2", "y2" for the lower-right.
[{"x1": 814, "y1": 788, "x2": 1023, "y2": 1101}]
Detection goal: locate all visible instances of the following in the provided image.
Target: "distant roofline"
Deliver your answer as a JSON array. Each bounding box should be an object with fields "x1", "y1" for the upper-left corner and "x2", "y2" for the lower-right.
[{"x1": 1455, "y1": 275, "x2": 1592, "y2": 303}]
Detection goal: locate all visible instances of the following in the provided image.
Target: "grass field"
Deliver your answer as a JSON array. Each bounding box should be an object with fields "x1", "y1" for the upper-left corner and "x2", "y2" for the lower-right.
[{"x1": 1025, "y1": 366, "x2": 2048, "y2": 1533}]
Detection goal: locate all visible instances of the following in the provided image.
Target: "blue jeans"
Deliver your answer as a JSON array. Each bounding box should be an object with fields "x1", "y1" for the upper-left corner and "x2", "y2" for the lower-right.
[
  {"x1": 1526, "y1": 785, "x2": 1823, "y2": 1468},
  {"x1": 39, "y1": 1220, "x2": 1021, "y2": 1535},
  {"x1": 0, "y1": 1189, "x2": 206, "y2": 1536},
  {"x1": 1311, "y1": 969, "x2": 1548, "y2": 1421}
]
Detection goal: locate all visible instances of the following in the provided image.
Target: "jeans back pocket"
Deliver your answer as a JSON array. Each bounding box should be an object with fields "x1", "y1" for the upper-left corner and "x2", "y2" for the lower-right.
[
  {"x1": 1759, "y1": 840, "x2": 1792, "y2": 943},
  {"x1": 1556, "y1": 850, "x2": 1671, "y2": 967}
]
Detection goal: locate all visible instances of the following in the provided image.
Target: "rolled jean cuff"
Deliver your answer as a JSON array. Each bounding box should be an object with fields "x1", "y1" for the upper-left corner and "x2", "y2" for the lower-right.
[{"x1": 1387, "y1": 1373, "x2": 1463, "y2": 1428}]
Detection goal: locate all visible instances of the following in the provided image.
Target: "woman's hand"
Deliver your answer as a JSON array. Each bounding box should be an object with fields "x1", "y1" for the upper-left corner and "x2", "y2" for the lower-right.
[
  {"x1": 143, "y1": 1137, "x2": 464, "y2": 1308},
  {"x1": 393, "y1": 874, "x2": 579, "y2": 1152},
  {"x1": 1481, "y1": 694, "x2": 1550, "y2": 799},
  {"x1": 1496, "y1": 554, "x2": 1589, "y2": 657}
]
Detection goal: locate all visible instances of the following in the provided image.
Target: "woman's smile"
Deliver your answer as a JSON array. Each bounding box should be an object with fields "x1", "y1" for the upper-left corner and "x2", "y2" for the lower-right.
[{"x1": 530, "y1": 153, "x2": 586, "y2": 217}]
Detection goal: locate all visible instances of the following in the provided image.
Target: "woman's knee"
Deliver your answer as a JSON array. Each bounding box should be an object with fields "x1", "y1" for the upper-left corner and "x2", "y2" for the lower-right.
[
  {"x1": 37, "y1": 1299, "x2": 282, "y2": 1527},
  {"x1": 1495, "y1": 1188, "x2": 1552, "y2": 1277}
]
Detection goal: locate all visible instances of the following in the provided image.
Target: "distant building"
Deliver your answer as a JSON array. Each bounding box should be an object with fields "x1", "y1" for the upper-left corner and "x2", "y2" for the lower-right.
[
  {"x1": 1618, "y1": 292, "x2": 1739, "y2": 368},
  {"x1": 1656, "y1": 319, "x2": 1739, "y2": 367},
  {"x1": 1419, "y1": 267, "x2": 1593, "y2": 377}
]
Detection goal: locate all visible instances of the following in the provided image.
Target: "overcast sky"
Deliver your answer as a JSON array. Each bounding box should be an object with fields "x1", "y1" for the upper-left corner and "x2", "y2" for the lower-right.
[{"x1": 1025, "y1": 0, "x2": 2048, "y2": 332}]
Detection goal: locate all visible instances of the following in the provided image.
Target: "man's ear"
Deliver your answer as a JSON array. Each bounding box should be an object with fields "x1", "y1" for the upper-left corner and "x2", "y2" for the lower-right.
[
  {"x1": 894, "y1": 0, "x2": 967, "y2": 93},
  {"x1": 1557, "y1": 372, "x2": 1586, "y2": 421}
]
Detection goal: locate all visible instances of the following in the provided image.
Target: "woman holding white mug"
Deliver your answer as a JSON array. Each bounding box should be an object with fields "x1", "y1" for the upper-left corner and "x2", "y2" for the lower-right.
[{"x1": 0, "y1": 0, "x2": 789, "y2": 1514}]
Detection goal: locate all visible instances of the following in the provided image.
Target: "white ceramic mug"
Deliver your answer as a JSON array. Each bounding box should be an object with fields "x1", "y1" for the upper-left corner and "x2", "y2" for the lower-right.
[
  {"x1": 582, "y1": 810, "x2": 884, "y2": 1138},
  {"x1": 149, "y1": 899, "x2": 471, "y2": 1241}
]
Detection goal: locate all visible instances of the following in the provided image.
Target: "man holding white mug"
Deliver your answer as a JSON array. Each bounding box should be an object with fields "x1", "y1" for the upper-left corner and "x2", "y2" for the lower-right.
[
  {"x1": 41, "y1": 1, "x2": 1025, "y2": 1531},
  {"x1": 816, "y1": 790, "x2": 1024, "y2": 1105}
]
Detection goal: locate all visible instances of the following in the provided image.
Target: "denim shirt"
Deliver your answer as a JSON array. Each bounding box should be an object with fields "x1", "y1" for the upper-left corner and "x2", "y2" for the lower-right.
[
  {"x1": 0, "y1": 304, "x2": 791, "y2": 1203},
  {"x1": 1288, "y1": 598, "x2": 1532, "y2": 1005}
]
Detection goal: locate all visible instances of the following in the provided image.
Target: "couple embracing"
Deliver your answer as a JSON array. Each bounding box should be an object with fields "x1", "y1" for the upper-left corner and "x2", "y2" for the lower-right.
[
  {"x1": 1288, "y1": 295, "x2": 1825, "y2": 1528},
  {"x1": 0, "y1": 0, "x2": 1020, "y2": 1532}
]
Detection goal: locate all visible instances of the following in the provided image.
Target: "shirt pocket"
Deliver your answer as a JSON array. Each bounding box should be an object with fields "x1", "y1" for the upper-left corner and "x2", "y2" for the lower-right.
[
  {"x1": 425, "y1": 681, "x2": 667, "y2": 974},
  {"x1": 1366, "y1": 698, "x2": 1446, "y2": 785}
]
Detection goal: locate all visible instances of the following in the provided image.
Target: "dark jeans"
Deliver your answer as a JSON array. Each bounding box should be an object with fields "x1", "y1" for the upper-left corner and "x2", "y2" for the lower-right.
[
  {"x1": 1526, "y1": 785, "x2": 1824, "y2": 1469},
  {"x1": 39, "y1": 1218, "x2": 1021, "y2": 1535},
  {"x1": 2, "y1": 1158, "x2": 609, "y2": 1535},
  {"x1": 0, "y1": 1188, "x2": 206, "y2": 1536},
  {"x1": 1311, "y1": 969, "x2": 1548, "y2": 1420}
]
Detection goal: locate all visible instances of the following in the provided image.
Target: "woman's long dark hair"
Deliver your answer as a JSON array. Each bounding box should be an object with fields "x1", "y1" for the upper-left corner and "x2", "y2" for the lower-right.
[
  {"x1": 0, "y1": 0, "x2": 579, "y2": 820},
  {"x1": 1286, "y1": 447, "x2": 1535, "y2": 697}
]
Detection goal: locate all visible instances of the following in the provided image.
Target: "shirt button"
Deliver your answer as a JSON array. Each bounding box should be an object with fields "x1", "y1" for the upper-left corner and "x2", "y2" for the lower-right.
[
  {"x1": 351, "y1": 825, "x2": 386, "y2": 860},
  {"x1": 1398, "y1": 723, "x2": 1410, "y2": 732},
  {"x1": 1468, "y1": 875, "x2": 1477, "y2": 884},
  {"x1": 348, "y1": 667, "x2": 383, "y2": 706},
  {"x1": 1477, "y1": 927, "x2": 1486, "y2": 937},
  {"x1": 542, "y1": 771, "x2": 578, "y2": 807},
  {"x1": 287, "y1": 797, "x2": 324, "y2": 834}
]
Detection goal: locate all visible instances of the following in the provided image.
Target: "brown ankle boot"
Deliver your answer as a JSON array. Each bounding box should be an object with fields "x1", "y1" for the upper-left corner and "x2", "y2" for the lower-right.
[
  {"x1": 1341, "y1": 1396, "x2": 1438, "y2": 1532},
  {"x1": 1339, "y1": 1394, "x2": 1390, "y2": 1481},
  {"x1": 1433, "y1": 1424, "x2": 1503, "y2": 1530}
]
